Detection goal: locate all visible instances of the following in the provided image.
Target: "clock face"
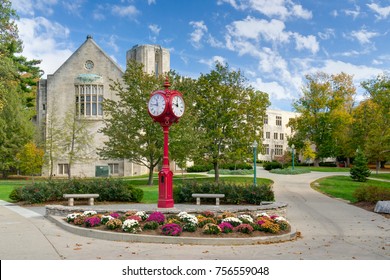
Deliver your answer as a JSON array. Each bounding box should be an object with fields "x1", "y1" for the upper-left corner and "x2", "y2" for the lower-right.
[
  {"x1": 171, "y1": 95, "x2": 185, "y2": 117},
  {"x1": 85, "y1": 60, "x2": 94, "y2": 70},
  {"x1": 148, "y1": 93, "x2": 166, "y2": 116}
]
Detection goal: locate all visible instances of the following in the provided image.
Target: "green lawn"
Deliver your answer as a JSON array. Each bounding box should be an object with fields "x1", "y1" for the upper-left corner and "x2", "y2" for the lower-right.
[
  {"x1": 297, "y1": 166, "x2": 350, "y2": 172},
  {"x1": 138, "y1": 176, "x2": 273, "y2": 203},
  {"x1": 0, "y1": 180, "x2": 31, "y2": 202},
  {"x1": 369, "y1": 173, "x2": 390, "y2": 180},
  {"x1": 312, "y1": 175, "x2": 390, "y2": 203},
  {"x1": 0, "y1": 175, "x2": 273, "y2": 204}
]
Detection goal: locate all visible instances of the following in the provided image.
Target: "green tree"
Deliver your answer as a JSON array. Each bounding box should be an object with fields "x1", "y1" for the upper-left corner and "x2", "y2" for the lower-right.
[
  {"x1": 62, "y1": 107, "x2": 92, "y2": 179},
  {"x1": 350, "y1": 148, "x2": 371, "y2": 182},
  {"x1": 302, "y1": 140, "x2": 316, "y2": 166},
  {"x1": 16, "y1": 142, "x2": 44, "y2": 181},
  {"x1": 168, "y1": 72, "x2": 201, "y2": 173},
  {"x1": 42, "y1": 103, "x2": 64, "y2": 179},
  {"x1": 0, "y1": 87, "x2": 34, "y2": 177},
  {"x1": 98, "y1": 60, "x2": 164, "y2": 185},
  {"x1": 288, "y1": 72, "x2": 356, "y2": 166},
  {"x1": 360, "y1": 74, "x2": 390, "y2": 173},
  {"x1": 194, "y1": 62, "x2": 270, "y2": 182}
]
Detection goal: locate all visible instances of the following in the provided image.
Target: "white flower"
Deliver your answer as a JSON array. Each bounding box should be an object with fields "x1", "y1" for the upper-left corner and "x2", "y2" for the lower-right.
[
  {"x1": 135, "y1": 211, "x2": 149, "y2": 220},
  {"x1": 82, "y1": 210, "x2": 97, "y2": 216},
  {"x1": 66, "y1": 212, "x2": 81, "y2": 221},
  {"x1": 238, "y1": 214, "x2": 254, "y2": 223},
  {"x1": 178, "y1": 212, "x2": 198, "y2": 225},
  {"x1": 101, "y1": 215, "x2": 114, "y2": 221},
  {"x1": 122, "y1": 219, "x2": 141, "y2": 233},
  {"x1": 274, "y1": 217, "x2": 288, "y2": 223},
  {"x1": 222, "y1": 217, "x2": 242, "y2": 224},
  {"x1": 256, "y1": 212, "x2": 270, "y2": 218}
]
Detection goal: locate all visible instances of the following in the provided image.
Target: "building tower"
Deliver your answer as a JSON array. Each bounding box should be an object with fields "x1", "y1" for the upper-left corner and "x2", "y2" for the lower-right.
[{"x1": 126, "y1": 44, "x2": 170, "y2": 76}]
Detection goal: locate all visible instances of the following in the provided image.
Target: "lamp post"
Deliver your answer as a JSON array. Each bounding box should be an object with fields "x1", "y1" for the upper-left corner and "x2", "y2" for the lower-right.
[
  {"x1": 252, "y1": 140, "x2": 258, "y2": 186},
  {"x1": 291, "y1": 144, "x2": 295, "y2": 171}
]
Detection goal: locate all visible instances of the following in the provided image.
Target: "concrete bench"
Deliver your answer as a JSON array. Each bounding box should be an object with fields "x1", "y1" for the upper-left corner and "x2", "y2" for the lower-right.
[
  {"x1": 192, "y1": 193, "x2": 225, "y2": 206},
  {"x1": 63, "y1": 194, "x2": 99, "y2": 206}
]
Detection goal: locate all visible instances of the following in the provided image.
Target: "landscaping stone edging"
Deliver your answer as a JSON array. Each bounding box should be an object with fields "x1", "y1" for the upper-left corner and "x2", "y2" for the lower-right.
[
  {"x1": 45, "y1": 202, "x2": 297, "y2": 245},
  {"x1": 46, "y1": 215, "x2": 297, "y2": 245}
]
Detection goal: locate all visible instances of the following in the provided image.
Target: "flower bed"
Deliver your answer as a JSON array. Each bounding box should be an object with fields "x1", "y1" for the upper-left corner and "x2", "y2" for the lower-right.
[{"x1": 64, "y1": 210, "x2": 291, "y2": 238}]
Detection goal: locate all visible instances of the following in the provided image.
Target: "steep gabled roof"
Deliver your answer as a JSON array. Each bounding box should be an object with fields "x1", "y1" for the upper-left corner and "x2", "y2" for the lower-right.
[{"x1": 51, "y1": 35, "x2": 124, "y2": 76}]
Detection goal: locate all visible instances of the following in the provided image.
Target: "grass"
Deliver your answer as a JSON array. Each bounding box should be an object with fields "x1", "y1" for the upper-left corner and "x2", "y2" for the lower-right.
[
  {"x1": 369, "y1": 173, "x2": 390, "y2": 180},
  {"x1": 298, "y1": 166, "x2": 350, "y2": 172},
  {"x1": 312, "y1": 175, "x2": 390, "y2": 203},
  {"x1": 270, "y1": 168, "x2": 311, "y2": 175},
  {"x1": 138, "y1": 176, "x2": 273, "y2": 203},
  {"x1": 0, "y1": 174, "x2": 273, "y2": 204}
]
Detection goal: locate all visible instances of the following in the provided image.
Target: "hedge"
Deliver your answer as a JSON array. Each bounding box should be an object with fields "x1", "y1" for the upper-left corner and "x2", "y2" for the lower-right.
[
  {"x1": 353, "y1": 185, "x2": 390, "y2": 203},
  {"x1": 187, "y1": 162, "x2": 252, "y2": 173},
  {"x1": 9, "y1": 178, "x2": 143, "y2": 204},
  {"x1": 173, "y1": 181, "x2": 274, "y2": 205}
]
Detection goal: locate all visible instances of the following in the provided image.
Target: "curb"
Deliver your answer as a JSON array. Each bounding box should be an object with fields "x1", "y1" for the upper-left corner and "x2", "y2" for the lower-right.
[{"x1": 47, "y1": 215, "x2": 297, "y2": 246}]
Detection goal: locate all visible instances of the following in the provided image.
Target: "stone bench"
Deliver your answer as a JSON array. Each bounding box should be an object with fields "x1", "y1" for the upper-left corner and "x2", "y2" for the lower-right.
[
  {"x1": 192, "y1": 193, "x2": 225, "y2": 206},
  {"x1": 63, "y1": 194, "x2": 99, "y2": 206}
]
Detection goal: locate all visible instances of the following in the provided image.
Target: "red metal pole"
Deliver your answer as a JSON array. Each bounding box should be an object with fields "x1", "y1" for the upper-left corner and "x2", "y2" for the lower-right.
[{"x1": 157, "y1": 125, "x2": 174, "y2": 208}]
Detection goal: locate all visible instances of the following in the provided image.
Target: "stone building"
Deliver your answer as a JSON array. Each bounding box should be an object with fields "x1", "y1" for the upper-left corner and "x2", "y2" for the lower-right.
[
  {"x1": 36, "y1": 35, "x2": 170, "y2": 177},
  {"x1": 259, "y1": 109, "x2": 300, "y2": 162}
]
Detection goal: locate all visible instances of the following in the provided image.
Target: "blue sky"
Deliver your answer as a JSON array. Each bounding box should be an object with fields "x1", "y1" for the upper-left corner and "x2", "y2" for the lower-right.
[{"x1": 11, "y1": 0, "x2": 390, "y2": 111}]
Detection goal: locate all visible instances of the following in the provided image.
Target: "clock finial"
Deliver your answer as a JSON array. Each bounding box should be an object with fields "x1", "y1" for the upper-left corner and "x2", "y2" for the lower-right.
[{"x1": 164, "y1": 76, "x2": 170, "y2": 89}]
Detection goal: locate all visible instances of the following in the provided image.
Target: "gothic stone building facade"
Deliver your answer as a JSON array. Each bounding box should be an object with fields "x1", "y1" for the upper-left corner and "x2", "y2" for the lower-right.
[{"x1": 36, "y1": 35, "x2": 170, "y2": 177}]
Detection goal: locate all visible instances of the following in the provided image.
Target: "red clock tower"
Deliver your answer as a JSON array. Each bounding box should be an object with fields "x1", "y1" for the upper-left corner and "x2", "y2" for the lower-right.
[{"x1": 148, "y1": 78, "x2": 185, "y2": 208}]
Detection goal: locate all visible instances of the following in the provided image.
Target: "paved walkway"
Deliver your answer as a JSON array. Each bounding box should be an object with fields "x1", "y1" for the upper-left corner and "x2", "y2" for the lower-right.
[{"x1": 0, "y1": 169, "x2": 389, "y2": 260}]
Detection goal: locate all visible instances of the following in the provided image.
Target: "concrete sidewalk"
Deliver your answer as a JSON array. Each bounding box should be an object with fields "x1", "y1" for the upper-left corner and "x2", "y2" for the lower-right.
[{"x1": 0, "y1": 169, "x2": 389, "y2": 260}]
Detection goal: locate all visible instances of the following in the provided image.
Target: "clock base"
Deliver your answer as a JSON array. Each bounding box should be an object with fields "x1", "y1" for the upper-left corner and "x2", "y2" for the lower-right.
[{"x1": 157, "y1": 169, "x2": 174, "y2": 208}]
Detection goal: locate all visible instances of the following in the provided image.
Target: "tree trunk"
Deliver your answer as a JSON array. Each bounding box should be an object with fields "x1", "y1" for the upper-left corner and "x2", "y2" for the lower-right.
[
  {"x1": 314, "y1": 158, "x2": 320, "y2": 167},
  {"x1": 214, "y1": 161, "x2": 219, "y2": 183},
  {"x1": 147, "y1": 165, "x2": 154, "y2": 185}
]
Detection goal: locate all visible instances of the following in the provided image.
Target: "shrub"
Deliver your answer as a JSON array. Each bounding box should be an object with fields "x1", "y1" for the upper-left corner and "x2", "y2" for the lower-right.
[
  {"x1": 161, "y1": 223, "x2": 182, "y2": 236},
  {"x1": 122, "y1": 219, "x2": 141, "y2": 233},
  {"x1": 84, "y1": 216, "x2": 101, "y2": 227},
  {"x1": 143, "y1": 221, "x2": 159, "y2": 230},
  {"x1": 9, "y1": 187, "x2": 22, "y2": 201},
  {"x1": 350, "y1": 149, "x2": 371, "y2": 182},
  {"x1": 202, "y1": 223, "x2": 221, "y2": 235},
  {"x1": 218, "y1": 222, "x2": 234, "y2": 233},
  {"x1": 263, "y1": 161, "x2": 283, "y2": 171},
  {"x1": 197, "y1": 217, "x2": 216, "y2": 227},
  {"x1": 353, "y1": 185, "x2": 390, "y2": 203},
  {"x1": 235, "y1": 224, "x2": 254, "y2": 234},
  {"x1": 182, "y1": 223, "x2": 197, "y2": 232},
  {"x1": 13, "y1": 178, "x2": 144, "y2": 204},
  {"x1": 106, "y1": 219, "x2": 123, "y2": 230},
  {"x1": 186, "y1": 164, "x2": 213, "y2": 172},
  {"x1": 173, "y1": 181, "x2": 274, "y2": 205},
  {"x1": 146, "y1": 211, "x2": 165, "y2": 224}
]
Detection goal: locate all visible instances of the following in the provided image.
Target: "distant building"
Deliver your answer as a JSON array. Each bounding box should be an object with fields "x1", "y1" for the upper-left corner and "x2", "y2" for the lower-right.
[
  {"x1": 36, "y1": 36, "x2": 170, "y2": 177},
  {"x1": 259, "y1": 109, "x2": 300, "y2": 162}
]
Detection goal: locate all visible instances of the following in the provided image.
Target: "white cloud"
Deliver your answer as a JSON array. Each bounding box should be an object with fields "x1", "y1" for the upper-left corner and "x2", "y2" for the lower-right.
[
  {"x1": 189, "y1": 21, "x2": 208, "y2": 49},
  {"x1": 16, "y1": 17, "x2": 73, "y2": 77},
  {"x1": 247, "y1": 0, "x2": 312, "y2": 20},
  {"x1": 349, "y1": 28, "x2": 379, "y2": 45},
  {"x1": 318, "y1": 28, "x2": 335, "y2": 40},
  {"x1": 344, "y1": 5, "x2": 361, "y2": 19},
  {"x1": 251, "y1": 78, "x2": 293, "y2": 100},
  {"x1": 199, "y1": 56, "x2": 226, "y2": 68},
  {"x1": 293, "y1": 33, "x2": 319, "y2": 54},
  {"x1": 11, "y1": 0, "x2": 58, "y2": 16},
  {"x1": 147, "y1": 0, "x2": 156, "y2": 5},
  {"x1": 106, "y1": 35, "x2": 119, "y2": 53},
  {"x1": 62, "y1": 0, "x2": 85, "y2": 17},
  {"x1": 112, "y1": 5, "x2": 140, "y2": 19},
  {"x1": 149, "y1": 24, "x2": 161, "y2": 35},
  {"x1": 367, "y1": 3, "x2": 390, "y2": 19},
  {"x1": 227, "y1": 17, "x2": 290, "y2": 43}
]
